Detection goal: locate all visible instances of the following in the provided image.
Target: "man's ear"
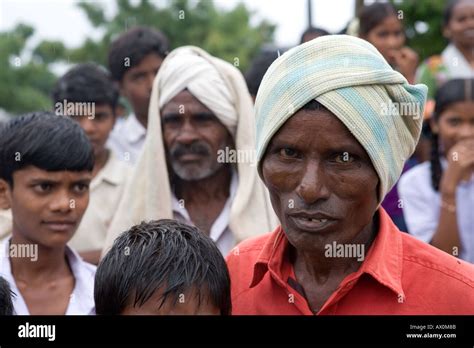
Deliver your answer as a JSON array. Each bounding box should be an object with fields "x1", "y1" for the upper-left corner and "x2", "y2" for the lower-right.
[
  {"x1": 442, "y1": 26, "x2": 451, "y2": 40},
  {"x1": 0, "y1": 179, "x2": 12, "y2": 210},
  {"x1": 118, "y1": 80, "x2": 129, "y2": 100}
]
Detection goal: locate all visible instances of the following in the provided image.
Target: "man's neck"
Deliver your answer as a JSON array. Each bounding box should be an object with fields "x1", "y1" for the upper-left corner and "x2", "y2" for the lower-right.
[
  {"x1": 136, "y1": 113, "x2": 148, "y2": 129},
  {"x1": 92, "y1": 148, "x2": 109, "y2": 178},
  {"x1": 174, "y1": 165, "x2": 232, "y2": 205},
  {"x1": 9, "y1": 233, "x2": 70, "y2": 283}
]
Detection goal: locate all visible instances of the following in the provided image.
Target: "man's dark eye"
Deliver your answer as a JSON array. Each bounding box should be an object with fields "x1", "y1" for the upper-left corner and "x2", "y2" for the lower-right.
[
  {"x1": 335, "y1": 152, "x2": 355, "y2": 164},
  {"x1": 447, "y1": 118, "x2": 461, "y2": 127},
  {"x1": 132, "y1": 73, "x2": 146, "y2": 81},
  {"x1": 74, "y1": 183, "x2": 89, "y2": 193},
  {"x1": 34, "y1": 183, "x2": 52, "y2": 193},
  {"x1": 194, "y1": 113, "x2": 214, "y2": 122},
  {"x1": 94, "y1": 113, "x2": 107, "y2": 121},
  {"x1": 279, "y1": 147, "x2": 298, "y2": 158},
  {"x1": 163, "y1": 115, "x2": 181, "y2": 125}
]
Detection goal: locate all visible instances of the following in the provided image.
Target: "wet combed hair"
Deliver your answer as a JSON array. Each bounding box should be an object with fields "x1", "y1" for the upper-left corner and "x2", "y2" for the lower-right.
[
  {"x1": 300, "y1": 26, "x2": 330, "y2": 43},
  {"x1": 245, "y1": 50, "x2": 279, "y2": 97},
  {"x1": 358, "y1": 2, "x2": 398, "y2": 37},
  {"x1": 0, "y1": 111, "x2": 94, "y2": 186},
  {"x1": 431, "y1": 79, "x2": 474, "y2": 191},
  {"x1": 95, "y1": 219, "x2": 231, "y2": 315},
  {"x1": 52, "y1": 63, "x2": 119, "y2": 110},
  {"x1": 0, "y1": 276, "x2": 14, "y2": 315},
  {"x1": 108, "y1": 26, "x2": 169, "y2": 82}
]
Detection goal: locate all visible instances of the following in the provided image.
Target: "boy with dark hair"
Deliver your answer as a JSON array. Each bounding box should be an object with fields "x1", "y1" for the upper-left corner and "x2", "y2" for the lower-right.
[
  {"x1": 300, "y1": 26, "x2": 330, "y2": 43},
  {"x1": 0, "y1": 276, "x2": 14, "y2": 315},
  {"x1": 107, "y1": 26, "x2": 169, "y2": 164},
  {"x1": 0, "y1": 112, "x2": 96, "y2": 315},
  {"x1": 95, "y1": 219, "x2": 231, "y2": 315},
  {"x1": 245, "y1": 49, "x2": 280, "y2": 102},
  {"x1": 52, "y1": 63, "x2": 132, "y2": 265}
]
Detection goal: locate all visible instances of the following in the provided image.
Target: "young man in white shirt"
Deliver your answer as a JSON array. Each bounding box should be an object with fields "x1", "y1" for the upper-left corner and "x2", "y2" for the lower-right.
[
  {"x1": 107, "y1": 26, "x2": 169, "y2": 164},
  {"x1": 0, "y1": 112, "x2": 95, "y2": 315},
  {"x1": 52, "y1": 63, "x2": 132, "y2": 265}
]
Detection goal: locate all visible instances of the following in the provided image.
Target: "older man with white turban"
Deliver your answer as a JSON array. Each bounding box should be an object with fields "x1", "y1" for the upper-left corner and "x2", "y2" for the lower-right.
[
  {"x1": 226, "y1": 35, "x2": 474, "y2": 314},
  {"x1": 103, "y1": 46, "x2": 277, "y2": 256}
]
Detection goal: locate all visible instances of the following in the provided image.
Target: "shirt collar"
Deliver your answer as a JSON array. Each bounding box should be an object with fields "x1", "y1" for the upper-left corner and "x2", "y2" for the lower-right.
[
  {"x1": 91, "y1": 151, "x2": 126, "y2": 189},
  {"x1": 124, "y1": 114, "x2": 146, "y2": 144},
  {"x1": 0, "y1": 238, "x2": 95, "y2": 315},
  {"x1": 249, "y1": 208, "x2": 405, "y2": 297}
]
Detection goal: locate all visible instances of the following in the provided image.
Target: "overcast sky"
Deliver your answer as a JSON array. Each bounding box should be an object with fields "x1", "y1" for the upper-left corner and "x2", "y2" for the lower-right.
[{"x1": 0, "y1": 0, "x2": 356, "y2": 49}]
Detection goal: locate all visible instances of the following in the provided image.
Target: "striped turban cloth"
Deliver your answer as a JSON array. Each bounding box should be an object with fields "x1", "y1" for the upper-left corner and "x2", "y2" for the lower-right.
[{"x1": 255, "y1": 35, "x2": 428, "y2": 203}]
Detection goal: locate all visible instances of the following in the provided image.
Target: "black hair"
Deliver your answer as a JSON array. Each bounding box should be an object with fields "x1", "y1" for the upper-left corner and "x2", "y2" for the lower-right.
[
  {"x1": 0, "y1": 111, "x2": 94, "y2": 186},
  {"x1": 430, "y1": 78, "x2": 474, "y2": 190},
  {"x1": 108, "y1": 26, "x2": 169, "y2": 82},
  {"x1": 0, "y1": 276, "x2": 14, "y2": 315},
  {"x1": 300, "y1": 26, "x2": 330, "y2": 43},
  {"x1": 245, "y1": 50, "x2": 279, "y2": 97},
  {"x1": 52, "y1": 63, "x2": 119, "y2": 111},
  {"x1": 95, "y1": 219, "x2": 231, "y2": 315},
  {"x1": 444, "y1": 0, "x2": 463, "y2": 27},
  {"x1": 358, "y1": 2, "x2": 398, "y2": 37}
]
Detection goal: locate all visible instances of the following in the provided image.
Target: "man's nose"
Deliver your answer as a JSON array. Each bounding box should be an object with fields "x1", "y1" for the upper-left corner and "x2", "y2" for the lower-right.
[
  {"x1": 295, "y1": 160, "x2": 330, "y2": 205},
  {"x1": 175, "y1": 119, "x2": 200, "y2": 145},
  {"x1": 49, "y1": 189, "x2": 72, "y2": 213}
]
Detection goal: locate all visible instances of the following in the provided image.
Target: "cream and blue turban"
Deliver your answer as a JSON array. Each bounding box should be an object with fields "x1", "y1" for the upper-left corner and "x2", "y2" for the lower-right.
[{"x1": 255, "y1": 35, "x2": 428, "y2": 202}]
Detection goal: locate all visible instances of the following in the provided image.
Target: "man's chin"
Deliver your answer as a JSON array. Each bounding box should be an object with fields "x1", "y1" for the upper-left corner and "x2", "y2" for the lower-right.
[{"x1": 172, "y1": 163, "x2": 217, "y2": 181}]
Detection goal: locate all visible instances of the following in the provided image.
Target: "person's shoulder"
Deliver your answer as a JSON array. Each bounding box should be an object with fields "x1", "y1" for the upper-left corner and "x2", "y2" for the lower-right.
[
  {"x1": 81, "y1": 261, "x2": 97, "y2": 276},
  {"x1": 229, "y1": 230, "x2": 277, "y2": 256},
  {"x1": 226, "y1": 228, "x2": 280, "y2": 267},
  {"x1": 400, "y1": 232, "x2": 474, "y2": 289},
  {"x1": 399, "y1": 161, "x2": 432, "y2": 190}
]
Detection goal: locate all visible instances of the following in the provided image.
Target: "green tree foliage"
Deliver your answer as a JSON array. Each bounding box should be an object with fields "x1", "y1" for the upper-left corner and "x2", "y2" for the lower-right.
[
  {"x1": 0, "y1": 0, "x2": 274, "y2": 114},
  {"x1": 68, "y1": 0, "x2": 275, "y2": 71},
  {"x1": 0, "y1": 24, "x2": 57, "y2": 113},
  {"x1": 394, "y1": 0, "x2": 447, "y2": 61}
]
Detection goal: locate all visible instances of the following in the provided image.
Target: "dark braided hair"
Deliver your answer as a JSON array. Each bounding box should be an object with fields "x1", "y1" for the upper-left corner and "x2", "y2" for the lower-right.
[{"x1": 430, "y1": 79, "x2": 474, "y2": 190}]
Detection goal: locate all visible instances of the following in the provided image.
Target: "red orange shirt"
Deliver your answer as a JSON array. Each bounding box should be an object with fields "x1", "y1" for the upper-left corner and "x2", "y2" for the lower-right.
[{"x1": 226, "y1": 208, "x2": 474, "y2": 315}]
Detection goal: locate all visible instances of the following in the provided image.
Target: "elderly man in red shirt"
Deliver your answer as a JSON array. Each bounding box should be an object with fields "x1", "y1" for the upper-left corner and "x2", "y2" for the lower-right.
[{"x1": 226, "y1": 35, "x2": 474, "y2": 315}]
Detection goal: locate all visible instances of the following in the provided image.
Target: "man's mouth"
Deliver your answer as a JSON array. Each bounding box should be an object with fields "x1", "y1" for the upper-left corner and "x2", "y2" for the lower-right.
[
  {"x1": 288, "y1": 211, "x2": 339, "y2": 232},
  {"x1": 42, "y1": 220, "x2": 76, "y2": 232},
  {"x1": 463, "y1": 29, "x2": 474, "y2": 38},
  {"x1": 177, "y1": 153, "x2": 205, "y2": 161}
]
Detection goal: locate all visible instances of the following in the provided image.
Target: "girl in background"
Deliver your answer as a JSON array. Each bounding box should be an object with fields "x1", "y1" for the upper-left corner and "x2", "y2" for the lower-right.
[
  {"x1": 399, "y1": 79, "x2": 474, "y2": 263},
  {"x1": 350, "y1": 2, "x2": 419, "y2": 83},
  {"x1": 417, "y1": 0, "x2": 474, "y2": 100}
]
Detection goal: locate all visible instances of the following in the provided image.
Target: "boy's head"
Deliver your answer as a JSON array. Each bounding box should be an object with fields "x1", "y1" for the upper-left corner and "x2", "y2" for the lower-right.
[
  {"x1": 95, "y1": 219, "x2": 231, "y2": 315},
  {"x1": 108, "y1": 26, "x2": 169, "y2": 124},
  {"x1": 0, "y1": 112, "x2": 94, "y2": 248},
  {"x1": 0, "y1": 276, "x2": 14, "y2": 315},
  {"x1": 52, "y1": 63, "x2": 119, "y2": 158}
]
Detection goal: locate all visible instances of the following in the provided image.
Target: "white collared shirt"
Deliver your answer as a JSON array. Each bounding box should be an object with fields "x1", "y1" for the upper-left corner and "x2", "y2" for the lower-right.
[
  {"x1": 398, "y1": 160, "x2": 474, "y2": 263},
  {"x1": 107, "y1": 114, "x2": 146, "y2": 165},
  {"x1": 171, "y1": 173, "x2": 238, "y2": 255},
  {"x1": 69, "y1": 151, "x2": 132, "y2": 252},
  {"x1": 0, "y1": 239, "x2": 96, "y2": 315}
]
